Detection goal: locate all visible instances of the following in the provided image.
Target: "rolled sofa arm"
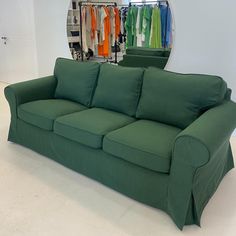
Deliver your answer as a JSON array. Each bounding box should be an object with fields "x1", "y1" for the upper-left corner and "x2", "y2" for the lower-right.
[
  {"x1": 4, "y1": 76, "x2": 57, "y2": 118},
  {"x1": 168, "y1": 101, "x2": 236, "y2": 229},
  {"x1": 173, "y1": 100, "x2": 236, "y2": 168}
]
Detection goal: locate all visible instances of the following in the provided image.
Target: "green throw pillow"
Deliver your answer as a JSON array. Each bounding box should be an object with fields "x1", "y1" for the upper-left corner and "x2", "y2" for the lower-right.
[
  {"x1": 54, "y1": 58, "x2": 100, "y2": 107},
  {"x1": 136, "y1": 67, "x2": 227, "y2": 129},
  {"x1": 92, "y1": 64, "x2": 144, "y2": 116}
]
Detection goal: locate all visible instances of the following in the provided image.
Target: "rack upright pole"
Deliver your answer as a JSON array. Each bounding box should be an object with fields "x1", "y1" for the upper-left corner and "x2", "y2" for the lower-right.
[{"x1": 79, "y1": 2, "x2": 84, "y2": 61}]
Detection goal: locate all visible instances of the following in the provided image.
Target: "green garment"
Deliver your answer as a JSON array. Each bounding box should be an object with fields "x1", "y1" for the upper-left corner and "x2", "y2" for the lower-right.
[
  {"x1": 143, "y1": 6, "x2": 153, "y2": 48},
  {"x1": 131, "y1": 6, "x2": 138, "y2": 47},
  {"x1": 125, "y1": 6, "x2": 138, "y2": 48},
  {"x1": 150, "y1": 7, "x2": 162, "y2": 48},
  {"x1": 125, "y1": 8, "x2": 133, "y2": 48},
  {"x1": 139, "y1": 7, "x2": 144, "y2": 34}
]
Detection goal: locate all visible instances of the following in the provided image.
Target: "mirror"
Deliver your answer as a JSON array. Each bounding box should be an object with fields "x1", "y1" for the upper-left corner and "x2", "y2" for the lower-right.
[{"x1": 67, "y1": 0, "x2": 173, "y2": 69}]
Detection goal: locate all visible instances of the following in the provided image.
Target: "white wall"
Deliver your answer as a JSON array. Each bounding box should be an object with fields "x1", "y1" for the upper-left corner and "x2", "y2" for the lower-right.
[
  {"x1": 34, "y1": 0, "x2": 71, "y2": 77},
  {"x1": 167, "y1": 0, "x2": 236, "y2": 101},
  {"x1": 34, "y1": 0, "x2": 236, "y2": 101}
]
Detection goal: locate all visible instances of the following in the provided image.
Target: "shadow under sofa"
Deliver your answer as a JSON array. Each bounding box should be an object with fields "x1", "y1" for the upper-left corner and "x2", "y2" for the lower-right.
[{"x1": 4, "y1": 58, "x2": 236, "y2": 230}]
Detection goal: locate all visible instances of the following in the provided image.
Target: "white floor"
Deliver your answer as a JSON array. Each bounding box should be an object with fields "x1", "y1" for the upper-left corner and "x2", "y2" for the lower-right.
[{"x1": 0, "y1": 81, "x2": 236, "y2": 236}]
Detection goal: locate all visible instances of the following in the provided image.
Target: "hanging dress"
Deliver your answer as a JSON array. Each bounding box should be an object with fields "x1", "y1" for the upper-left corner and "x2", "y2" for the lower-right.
[
  {"x1": 98, "y1": 7, "x2": 111, "y2": 57},
  {"x1": 114, "y1": 7, "x2": 121, "y2": 41},
  {"x1": 142, "y1": 5, "x2": 152, "y2": 48},
  {"x1": 82, "y1": 6, "x2": 88, "y2": 52},
  {"x1": 150, "y1": 6, "x2": 162, "y2": 48}
]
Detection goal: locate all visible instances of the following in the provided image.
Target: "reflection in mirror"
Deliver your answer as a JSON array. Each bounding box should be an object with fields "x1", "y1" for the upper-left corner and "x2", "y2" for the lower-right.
[{"x1": 67, "y1": 0, "x2": 173, "y2": 69}]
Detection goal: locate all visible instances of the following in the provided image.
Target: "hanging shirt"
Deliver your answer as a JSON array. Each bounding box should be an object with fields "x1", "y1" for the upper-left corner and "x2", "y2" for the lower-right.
[
  {"x1": 82, "y1": 6, "x2": 88, "y2": 52},
  {"x1": 110, "y1": 7, "x2": 116, "y2": 45},
  {"x1": 142, "y1": 5, "x2": 152, "y2": 47},
  {"x1": 131, "y1": 6, "x2": 138, "y2": 47},
  {"x1": 160, "y1": 4, "x2": 172, "y2": 48},
  {"x1": 90, "y1": 6, "x2": 97, "y2": 51},
  {"x1": 98, "y1": 7, "x2": 111, "y2": 57},
  {"x1": 125, "y1": 7, "x2": 132, "y2": 47},
  {"x1": 114, "y1": 7, "x2": 121, "y2": 41},
  {"x1": 86, "y1": 6, "x2": 92, "y2": 49},
  {"x1": 119, "y1": 7, "x2": 128, "y2": 44},
  {"x1": 136, "y1": 7, "x2": 142, "y2": 47},
  {"x1": 150, "y1": 6, "x2": 162, "y2": 48}
]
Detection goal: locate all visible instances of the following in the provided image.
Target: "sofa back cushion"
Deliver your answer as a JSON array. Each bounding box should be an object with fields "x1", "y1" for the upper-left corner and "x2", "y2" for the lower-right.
[
  {"x1": 126, "y1": 47, "x2": 165, "y2": 57},
  {"x1": 136, "y1": 67, "x2": 227, "y2": 129},
  {"x1": 54, "y1": 58, "x2": 100, "y2": 106},
  {"x1": 92, "y1": 64, "x2": 144, "y2": 116}
]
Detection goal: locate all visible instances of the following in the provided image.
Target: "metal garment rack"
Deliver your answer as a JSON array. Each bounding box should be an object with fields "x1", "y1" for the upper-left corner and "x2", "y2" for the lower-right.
[
  {"x1": 78, "y1": 1, "x2": 119, "y2": 62},
  {"x1": 128, "y1": 0, "x2": 170, "y2": 48}
]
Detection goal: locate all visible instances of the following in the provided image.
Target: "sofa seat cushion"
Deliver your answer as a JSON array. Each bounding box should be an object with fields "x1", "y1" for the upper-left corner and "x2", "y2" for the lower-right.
[
  {"x1": 18, "y1": 99, "x2": 86, "y2": 130},
  {"x1": 103, "y1": 120, "x2": 182, "y2": 173},
  {"x1": 54, "y1": 108, "x2": 135, "y2": 149}
]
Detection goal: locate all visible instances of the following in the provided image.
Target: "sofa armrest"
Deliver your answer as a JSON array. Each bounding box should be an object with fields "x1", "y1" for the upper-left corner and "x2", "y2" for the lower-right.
[
  {"x1": 173, "y1": 100, "x2": 236, "y2": 168},
  {"x1": 168, "y1": 101, "x2": 236, "y2": 229},
  {"x1": 4, "y1": 76, "x2": 57, "y2": 118}
]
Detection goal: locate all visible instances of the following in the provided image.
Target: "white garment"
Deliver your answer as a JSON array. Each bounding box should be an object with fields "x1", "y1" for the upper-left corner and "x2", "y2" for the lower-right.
[
  {"x1": 100, "y1": 7, "x2": 107, "y2": 42},
  {"x1": 82, "y1": 7, "x2": 88, "y2": 52},
  {"x1": 110, "y1": 7, "x2": 116, "y2": 45},
  {"x1": 93, "y1": 7, "x2": 98, "y2": 46},
  {"x1": 136, "y1": 8, "x2": 142, "y2": 47},
  {"x1": 142, "y1": 12, "x2": 147, "y2": 42}
]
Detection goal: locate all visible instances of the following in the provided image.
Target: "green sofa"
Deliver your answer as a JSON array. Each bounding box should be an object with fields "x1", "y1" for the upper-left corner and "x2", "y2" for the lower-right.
[
  {"x1": 118, "y1": 47, "x2": 171, "y2": 69},
  {"x1": 5, "y1": 58, "x2": 236, "y2": 230}
]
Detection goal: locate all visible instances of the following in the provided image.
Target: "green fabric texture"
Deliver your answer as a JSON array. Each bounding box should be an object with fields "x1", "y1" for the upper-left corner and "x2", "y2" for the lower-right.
[
  {"x1": 143, "y1": 5, "x2": 152, "y2": 47},
  {"x1": 131, "y1": 6, "x2": 138, "y2": 47},
  {"x1": 54, "y1": 108, "x2": 135, "y2": 149},
  {"x1": 118, "y1": 54, "x2": 168, "y2": 69},
  {"x1": 10, "y1": 118, "x2": 169, "y2": 216},
  {"x1": 4, "y1": 76, "x2": 57, "y2": 119},
  {"x1": 168, "y1": 101, "x2": 236, "y2": 229},
  {"x1": 125, "y1": 7, "x2": 133, "y2": 48},
  {"x1": 150, "y1": 6, "x2": 162, "y2": 48},
  {"x1": 4, "y1": 64, "x2": 236, "y2": 230},
  {"x1": 139, "y1": 7, "x2": 144, "y2": 34},
  {"x1": 104, "y1": 120, "x2": 181, "y2": 173},
  {"x1": 18, "y1": 99, "x2": 86, "y2": 130},
  {"x1": 137, "y1": 67, "x2": 227, "y2": 129},
  {"x1": 126, "y1": 47, "x2": 167, "y2": 57},
  {"x1": 92, "y1": 64, "x2": 144, "y2": 116},
  {"x1": 54, "y1": 58, "x2": 100, "y2": 106}
]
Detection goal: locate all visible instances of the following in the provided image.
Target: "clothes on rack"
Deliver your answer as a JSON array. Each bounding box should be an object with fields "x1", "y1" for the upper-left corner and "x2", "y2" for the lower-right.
[
  {"x1": 80, "y1": 4, "x2": 121, "y2": 58},
  {"x1": 125, "y1": 2, "x2": 172, "y2": 49},
  {"x1": 160, "y1": 3, "x2": 172, "y2": 48}
]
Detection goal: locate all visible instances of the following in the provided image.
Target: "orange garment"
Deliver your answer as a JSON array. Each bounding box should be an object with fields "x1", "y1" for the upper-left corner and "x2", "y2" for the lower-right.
[
  {"x1": 114, "y1": 7, "x2": 121, "y2": 40},
  {"x1": 98, "y1": 7, "x2": 110, "y2": 57}
]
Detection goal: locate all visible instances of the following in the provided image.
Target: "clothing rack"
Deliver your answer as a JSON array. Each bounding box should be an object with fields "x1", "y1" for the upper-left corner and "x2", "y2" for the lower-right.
[
  {"x1": 129, "y1": 0, "x2": 170, "y2": 48},
  {"x1": 78, "y1": 1, "x2": 118, "y2": 62},
  {"x1": 129, "y1": 0, "x2": 168, "y2": 5}
]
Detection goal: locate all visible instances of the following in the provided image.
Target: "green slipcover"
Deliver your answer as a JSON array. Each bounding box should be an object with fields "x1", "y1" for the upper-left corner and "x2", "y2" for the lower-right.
[
  {"x1": 137, "y1": 67, "x2": 227, "y2": 129},
  {"x1": 126, "y1": 47, "x2": 166, "y2": 56},
  {"x1": 103, "y1": 120, "x2": 182, "y2": 173},
  {"x1": 118, "y1": 54, "x2": 168, "y2": 69},
  {"x1": 18, "y1": 99, "x2": 86, "y2": 131},
  {"x1": 54, "y1": 58, "x2": 100, "y2": 106},
  {"x1": 92, "y1": 64, "x2": 144, "y2": 116},
  {"x1": 54, "y1": 108, "x2": 135, "y2": 149},
  {"x1": 4, "y1": 60, "x2": 236, "y2": 230}
]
